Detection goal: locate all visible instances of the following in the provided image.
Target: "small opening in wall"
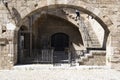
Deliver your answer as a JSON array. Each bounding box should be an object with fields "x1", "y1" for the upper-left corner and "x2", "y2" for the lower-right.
[
  {"x1": 2, "y1": 25, "x2": 6, "y2": 33},
  {"x1": 2, "y1": 30, "x2": 6, "y2": 33}
]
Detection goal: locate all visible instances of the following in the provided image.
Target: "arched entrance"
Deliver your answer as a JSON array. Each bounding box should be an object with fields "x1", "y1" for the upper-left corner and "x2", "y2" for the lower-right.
[
  {"x1": 17, "y1": 13, "x2": 84, "y2": 65},
  {"x1": 51, "y1": 33, "x2": 69, "y2": 64},
  {"x1": 15, "y1": 4, "x2": 109, "y2": 66},
  {"x1": 51, "y1": 33, "x2": 69, "y2": 51}
]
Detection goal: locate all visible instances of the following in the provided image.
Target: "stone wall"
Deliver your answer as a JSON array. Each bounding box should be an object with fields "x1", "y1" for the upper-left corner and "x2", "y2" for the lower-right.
[
  {"x1": 0, "y1": 30, "x2": 14, "y2": 69},
  {"x1": 0, "y1": 0, "x2": 120, "y2": 70},
  {"x1": 0, "y1": 44, "x2": 13, "y2": 69},
  {"x1": 110, "y1": 27, "x2": 120, "y2": 70}
]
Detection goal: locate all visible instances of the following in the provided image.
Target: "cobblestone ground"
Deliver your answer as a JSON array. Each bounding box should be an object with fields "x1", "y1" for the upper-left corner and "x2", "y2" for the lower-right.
[{"x1": 0, "y1": 68, "x2": 120, "y2": 80}]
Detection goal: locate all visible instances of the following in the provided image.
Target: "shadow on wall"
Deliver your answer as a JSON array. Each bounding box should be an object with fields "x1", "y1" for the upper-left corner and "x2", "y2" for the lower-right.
[
  {"x1": 34, "y1": 14, "x2": 84, "y2": 50},
  {"x1": 12, "y1": 7, "x2": 21, "y2": 23}
]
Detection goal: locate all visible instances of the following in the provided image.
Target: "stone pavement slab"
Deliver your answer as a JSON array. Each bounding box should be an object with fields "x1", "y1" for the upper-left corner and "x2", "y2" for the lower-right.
[{"x1": 0, "y1": 69, "x2": 120, "y2": 80}]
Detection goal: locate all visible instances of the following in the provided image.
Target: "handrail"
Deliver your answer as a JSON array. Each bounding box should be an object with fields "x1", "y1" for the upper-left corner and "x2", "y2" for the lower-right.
[
  {"x1": 79, "y1": 17, "x2": 93, "y2": 47},
  {"x1": 62, "y1": 8, "x2": 92, "y2": 47}
]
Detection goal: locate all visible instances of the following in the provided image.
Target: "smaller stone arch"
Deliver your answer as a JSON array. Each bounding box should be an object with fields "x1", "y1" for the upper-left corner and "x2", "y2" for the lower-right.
[{"x1": 19, "y1": 25, "x2": 28, "y2": 31}]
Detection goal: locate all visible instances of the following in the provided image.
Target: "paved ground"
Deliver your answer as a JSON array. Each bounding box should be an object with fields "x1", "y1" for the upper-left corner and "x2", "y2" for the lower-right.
[
  {"x1": 0, "y1": 65, "x2": 120, "y2": 80},
  {"x1": 0, "y1": 68, "x2": 120, "y2": 80}
]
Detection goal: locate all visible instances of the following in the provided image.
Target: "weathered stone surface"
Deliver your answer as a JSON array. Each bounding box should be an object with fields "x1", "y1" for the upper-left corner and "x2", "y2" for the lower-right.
[{"x1": 0, "y1": 0, "x2": 120, "y2": 71}]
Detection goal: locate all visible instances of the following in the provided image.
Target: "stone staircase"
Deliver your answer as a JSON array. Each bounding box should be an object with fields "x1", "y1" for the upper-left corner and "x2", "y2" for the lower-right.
[
  {"x1": 75, "y1": 50, "x2": 106, "y2": 66},
  {"x1": 85, "y1": 21, "x2": 101, "y2": 48},
  {"x1": 62, "y1": 8, "x2": 101, "y2": 48}
]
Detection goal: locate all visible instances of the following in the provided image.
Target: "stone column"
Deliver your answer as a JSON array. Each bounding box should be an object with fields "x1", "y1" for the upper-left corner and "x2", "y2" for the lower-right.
[
  {"x1": 8, "y1": 30, "x2": 15, "y2": 69},
  {"x1": 110, "y1": 28, "x2": 120, "y2": 70},
  {"x1": 106, "y1": 33, "x2": 112, "y2": 68}
]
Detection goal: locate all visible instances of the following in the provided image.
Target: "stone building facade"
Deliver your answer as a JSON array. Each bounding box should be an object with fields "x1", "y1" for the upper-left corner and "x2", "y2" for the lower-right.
[{"x1": 0, "y1": 0, "x2": 120, "y2": 70}]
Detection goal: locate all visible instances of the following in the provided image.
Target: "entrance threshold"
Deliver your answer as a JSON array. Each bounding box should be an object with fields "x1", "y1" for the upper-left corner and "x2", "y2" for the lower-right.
[{"x1": 13, "y1": 64, "x2": 109, "y2": 70}]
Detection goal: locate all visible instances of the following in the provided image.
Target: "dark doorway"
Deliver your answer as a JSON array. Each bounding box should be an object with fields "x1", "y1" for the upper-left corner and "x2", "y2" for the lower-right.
[
  {"x1": 51, "y1": 33, "x2": 69, "y2": 64},
  {"x1": 51, "y1": 33, "x2": 69, "y2": 51},
  {"x1": 17, "y1": 26, "x2": 31, "y2": 64}
]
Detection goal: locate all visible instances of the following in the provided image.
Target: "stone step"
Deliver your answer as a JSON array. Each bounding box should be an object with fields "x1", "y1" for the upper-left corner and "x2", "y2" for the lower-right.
[
  {"x1": 87, "y1": 44, "x2": 101, "y2": 48},
  {"x1": 90, "y1": 38, "x2": 99, "y2": 40},
  {"x1": 91, "y1": 44, "x2": 101, "y2": 46},
  {"x1": 88, "y1": 46, "x2": 101, "y2": 47},
  {"x1": 78, "y1": 50, "x2": 106, "y2": 65},
  {"x1": 92, "y1": 42, "x2": 100, "y2": 44}
]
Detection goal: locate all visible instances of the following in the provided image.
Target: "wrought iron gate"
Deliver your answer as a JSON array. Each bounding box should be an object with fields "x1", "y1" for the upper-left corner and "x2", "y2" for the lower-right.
[
  {"x1": 41, "y1": 49, "x2": 53, "y2": 63},
  {"x1": 18, "y1": 28, "x2": 82, "y2": 65}
]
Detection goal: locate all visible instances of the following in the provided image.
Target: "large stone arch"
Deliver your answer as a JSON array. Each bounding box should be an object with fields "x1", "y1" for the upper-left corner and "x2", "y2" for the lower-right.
[
  {"x1": 15, "y1": 4, "x2": 111, "y2": 48},
  {"x1": 13, "y1": 3, "x2": 112, "y2": 66},
  {"x1": 16, "y1": 3, "x2": 112, "y2": 29},
  {"x1": 11, "y1": 0, "x2": 112, "y2": 27}
]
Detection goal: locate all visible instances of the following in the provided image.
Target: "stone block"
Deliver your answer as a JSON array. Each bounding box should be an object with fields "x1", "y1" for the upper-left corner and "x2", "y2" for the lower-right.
[{"x1": 0, "y1": 0, "x2": 119, "y2": 70}]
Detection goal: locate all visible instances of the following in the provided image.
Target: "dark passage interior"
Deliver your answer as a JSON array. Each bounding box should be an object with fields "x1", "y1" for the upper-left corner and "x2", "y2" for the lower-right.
[
  {"x1": 17, "y1": 14, "x2": 83, "y2": 65},
  {"x1": 51, "y1": 33, "x2": 69, "y2": 63},
  {"x1": 51, "y1": 33, "x2": 69, "y2": 51}
]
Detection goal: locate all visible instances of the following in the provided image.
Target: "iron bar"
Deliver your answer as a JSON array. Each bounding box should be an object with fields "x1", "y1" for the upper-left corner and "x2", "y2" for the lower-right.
[{"x1": 28, "y1": 16, "x2": 33, "y2": 57}]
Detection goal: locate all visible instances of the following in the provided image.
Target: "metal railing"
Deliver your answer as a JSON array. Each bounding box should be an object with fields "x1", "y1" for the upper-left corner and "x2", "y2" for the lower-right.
[
  {"x1": 67, "y1": 50, "x2": 86, "y2": 66},
  {"x1": 79, "y1": 17, "x2": 92, "y2": 47},
  {"x1": 41, "y1": 49, "x2": 54, "y2": 63},
  {"x1": 62, "y1": 8, "x2": 92, "y2": 47},
  {"x1": 19, "y1": 48, "x2": 54, "y2": 64},
  {"x1": 19, "y1": 48, "x2": 88, "y2": 66}
]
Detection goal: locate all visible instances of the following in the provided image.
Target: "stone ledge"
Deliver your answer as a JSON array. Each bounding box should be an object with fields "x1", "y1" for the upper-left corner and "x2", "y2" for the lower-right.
[{"x1": 0, "y1": 38, "x2": 8, "y2": 45}]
